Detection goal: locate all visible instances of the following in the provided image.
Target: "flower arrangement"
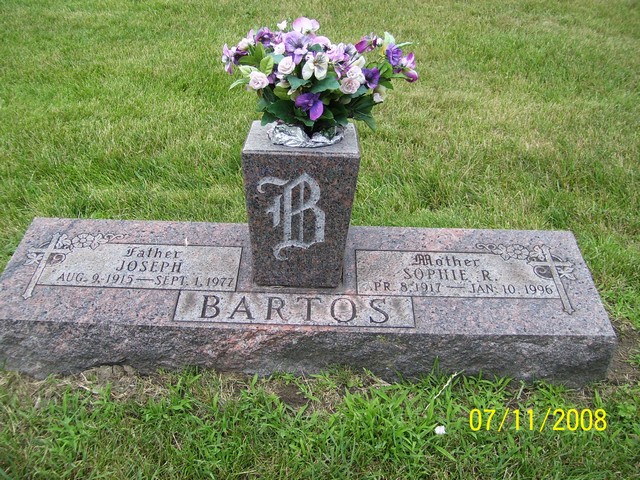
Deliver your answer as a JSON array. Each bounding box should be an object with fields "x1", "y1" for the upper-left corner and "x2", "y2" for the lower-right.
[{"x1": 222, "y1": 17, "x2": 417, "y2": 139}]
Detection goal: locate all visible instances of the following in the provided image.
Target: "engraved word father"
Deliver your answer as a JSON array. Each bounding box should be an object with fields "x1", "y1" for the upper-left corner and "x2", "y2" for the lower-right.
[{"x1": 258, "y1": 173, "x2": 325, "y2": 260}]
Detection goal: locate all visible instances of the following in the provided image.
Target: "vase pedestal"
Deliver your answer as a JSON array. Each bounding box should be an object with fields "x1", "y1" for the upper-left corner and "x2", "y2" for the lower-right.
[{"x1": 241, "y1": 121, "x2": 360, "y2": 288}]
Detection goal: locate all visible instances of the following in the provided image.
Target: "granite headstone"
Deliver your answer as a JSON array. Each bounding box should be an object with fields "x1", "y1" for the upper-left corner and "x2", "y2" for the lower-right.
[{"x1": 0, "y1": 217, "x2": 616, "y2": 386}]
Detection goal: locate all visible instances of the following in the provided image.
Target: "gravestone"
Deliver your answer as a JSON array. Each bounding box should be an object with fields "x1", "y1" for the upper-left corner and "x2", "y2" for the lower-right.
[{"x1": 0, "y1": 217, "x2": 616, "y2": 386}]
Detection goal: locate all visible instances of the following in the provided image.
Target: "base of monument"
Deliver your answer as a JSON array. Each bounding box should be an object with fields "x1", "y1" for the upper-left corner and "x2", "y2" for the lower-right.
[{"x1": 0, "y1": 218, "x2": 616, "y2": 386}]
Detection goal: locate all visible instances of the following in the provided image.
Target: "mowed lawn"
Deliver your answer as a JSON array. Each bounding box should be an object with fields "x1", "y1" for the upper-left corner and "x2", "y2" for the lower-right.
[{"x1": 1, "y1": 0, "x2": 639, "y2": 478}]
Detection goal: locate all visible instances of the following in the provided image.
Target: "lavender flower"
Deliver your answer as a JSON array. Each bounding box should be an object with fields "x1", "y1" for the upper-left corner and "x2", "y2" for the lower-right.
[
  {"x1": 221, "y1": 44, "x2": 236, "y2": 74},
  {"x1": 398, "y1": 52, "x2": 418, "y2": 82},
  {"x1": 292, "y1": 17, "x2": 319, "y2": 35},
  {"x1": 295, "y1": 92, "x2": 323, "y2": 120},
  {"x1": 363, "y1": 67, "x2": 380, "y2": 89},
  {"x1": 284, "y1": 31, "x2": 310, "y2": 64},
  {"x1": 385, "y1": 43, "x2": 403, "y2": 67}
]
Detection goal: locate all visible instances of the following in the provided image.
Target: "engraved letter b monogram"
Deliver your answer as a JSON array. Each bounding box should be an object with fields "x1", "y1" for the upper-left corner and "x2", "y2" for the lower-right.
[{"x1": 258, "y1": 173, "x2": 325, "y2": 260}]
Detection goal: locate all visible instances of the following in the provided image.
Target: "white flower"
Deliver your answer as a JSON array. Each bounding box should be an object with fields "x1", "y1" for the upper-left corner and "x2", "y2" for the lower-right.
[
  {"x1": 347, "y1": 66, "x2": 365, "y2": 84},
  {"x1": 351, "y1": 56, "x2": 366, "y2": 68},
  {"x1": 248, "y1": 71, "x2": 269, "y2": 90},
  {"x1": 277, "y1": 20, "x2": 287, "y2": 31},
  {"x1": 373, "y1": 85, "x2": 386, "y2": 103},
  {"x1": 273, "y1": 42, "x2": 285, "y2": 55},
  {"x1": 237, "y1": 37, "x2": 254, "y2": 52},
  {"x1": 339, "y1": 77, "x2": 360, "y2": 94},
  {"x1": 435, "y1": 425, "x2": 446, "y2": 435},
  {"x1": 277, "y1": 56, "x2": 296, "y2": 75},
  {"x1": 302, "y1": 52, "x2": 329, "y2": 80}
]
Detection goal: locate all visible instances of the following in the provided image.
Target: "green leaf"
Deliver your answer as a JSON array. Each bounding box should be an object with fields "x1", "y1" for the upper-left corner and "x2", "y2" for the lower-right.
[
  {"x1": 330, "y1": 103, "x2": 347, "y2": 117},
  {"x1": 229, "y1": 78, "x2": 249, "y2": 90},
  {"x1": 270, "y1": 54, "x2": 284, "y2": 63},
  {"x1": 308, "y1": 44, "x2": 323, "y2": 53},
  {"x1": 334, "y1": 113, "x2": 348, "y2": 127},
  {"x1": 261, "y1": 87, "x2": 276, "y2": 103},
  {"x1": 318, "y1": 108, "x2": 334, "y2": 121},
  {"x1": 256, "y1": 97, "x2": 269, "y2": 111},
  {"x1": 434, "y1": 445, "x2": 456, "y2": 462},
  {"x1": 383, "y1": 31, "x2": 396, "y2": 46},
  {"x1": 309, "y1": 76, "x2": 341, "y2": 93},
  {"x1": 239, "y1": 65, "x2": 257, "y2": 76},
  {"x1": 261, "y1": 112, "x2": 277, "y2": 126},
  {"x1": 238, "y1": 55, "x2": 256, "y2": 66},
  {"x1": 378, "y1": 63, "x2": 393, "y2": 77},
  {"x1": 273, "y1": 87, "x2": 290, "y2": 100},
  {"x1": 266, "y1": 100, "x2": 296, "y2": 123},
  {"x1": 253, "y1": 42, "x2": 266, "y2": 63},
  {"x1": 293, "y1": 115, "x2": 314, "y2": 127},
  {"x1": 260, "y1": 56, "x2": 274, "y2": 75},
  {"x1": 286, "y1": 75, "x2": 310, "y2": 90},
  {"x1": 354, "y1": 112, "x2": 376, "y2": 131},
  {"x1": 347, "y1": 85, "x2": 368, "y2": 98},
  {"x1": 352, "y1": 95, "x2": 376, "y2": 113}
]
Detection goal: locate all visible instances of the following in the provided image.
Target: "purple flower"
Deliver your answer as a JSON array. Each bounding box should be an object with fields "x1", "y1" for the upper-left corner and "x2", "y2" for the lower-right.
[
  {"x1": 221, "y1": 44, "x2": 236, "y2": 74},
  {"x1": 355, "y1": 34, "x2": 381, "y2": 53},
  {"x1": 362, "y1": 67, "x2": 380, "y2": 89},
  {"x1": 400, "y1": 52, "x2": 416, "y2": 70},
  {"x1": 255, "y1": 27, "x2": 273, "y2": 46},
  {"x1": 327, "y1": 43, "x2": 348, "y2": 63},
  {"x1": 295, "y1": 92, "x2": 323, "y2": 121},
  {"x1": 405, "y1": 69, "x2": 418, "y2": 83},
  {"x1": 397, "y1": 52, "x2": 418, "y2": 82},
  {"x1": 284, "y1": 31, "x2": 310, "y2": 64},
  {"x1": 385, "y1": 43, "x2": 403, "y2": 67}
]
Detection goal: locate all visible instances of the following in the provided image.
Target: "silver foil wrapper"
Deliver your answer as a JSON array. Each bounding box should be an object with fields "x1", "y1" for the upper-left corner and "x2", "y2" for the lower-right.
[{"x1": 267, "y1": 123, "x2": 345, "y2": 148}]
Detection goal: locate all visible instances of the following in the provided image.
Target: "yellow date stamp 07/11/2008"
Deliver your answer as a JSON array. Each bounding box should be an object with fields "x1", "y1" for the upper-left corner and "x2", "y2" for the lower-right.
[{"x1": 468, "y1": 408, "x2": 607, "y2": 432}]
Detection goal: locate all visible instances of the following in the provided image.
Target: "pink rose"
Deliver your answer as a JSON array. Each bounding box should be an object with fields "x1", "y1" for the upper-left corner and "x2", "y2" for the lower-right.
[
  {"x1": 248, "y1": 71, "x2": 269, "y2": 90},
  {"x1": 339, "y1": 77, "x2": 360, "y2": 94}
]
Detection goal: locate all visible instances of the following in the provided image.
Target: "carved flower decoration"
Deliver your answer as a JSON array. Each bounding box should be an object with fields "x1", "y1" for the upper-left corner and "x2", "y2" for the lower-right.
[
  {"x1": 491, "y1": 243, "x2": 529, "y2": 261},
  {"x1": 505, "y1": 244, "x2": 530, "y2": 260},
  {"x1": 24, "y1": 252, "x2": 44, "y2": 266},
  {"x1": 55, "y1": 234, "x2": 73, "y2": 250},
  {"x1": 528, "y1": 245, "x2": 546, "y2": 261},
  {"x1": 557, "y1": 266, "x2": 576, "y2": 280},
  {"x1": 71, "y1": 233, "x2": 95, "y2": 249}
]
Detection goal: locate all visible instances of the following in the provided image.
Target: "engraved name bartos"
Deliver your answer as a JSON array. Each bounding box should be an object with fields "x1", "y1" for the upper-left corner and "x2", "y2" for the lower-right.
[
  {"x1": 24, "y1": 233, "x2": 241, "y2": 296},
  {"x1": 356, "y1": 243, "x2": 576, "y2": 313},
  {"x1": 258, "y1": 173, "x2": 325, "y2": 260},
  {"x1": 174, "y1": 291, "x2": 414, "y2": 328}
]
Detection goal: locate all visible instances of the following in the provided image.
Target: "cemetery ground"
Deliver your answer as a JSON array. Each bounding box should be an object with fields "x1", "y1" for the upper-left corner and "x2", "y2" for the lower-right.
[{"x1": 1, "y1": 0, "x2": 638, "y2": 478}]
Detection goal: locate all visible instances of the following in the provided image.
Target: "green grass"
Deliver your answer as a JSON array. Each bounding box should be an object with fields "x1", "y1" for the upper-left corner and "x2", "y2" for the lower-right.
[
  {"x1": 1, "y1": 0, "x2": 639, "y2": 477},
  {"x1": 1, "y1": 367, "x2": 639, "y2": 479}
]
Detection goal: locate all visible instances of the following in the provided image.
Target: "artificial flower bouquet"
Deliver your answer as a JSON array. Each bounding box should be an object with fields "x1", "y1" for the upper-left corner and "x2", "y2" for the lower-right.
[{"x1": 222, "y1": 17, "x2": 417, "y2": 141}]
